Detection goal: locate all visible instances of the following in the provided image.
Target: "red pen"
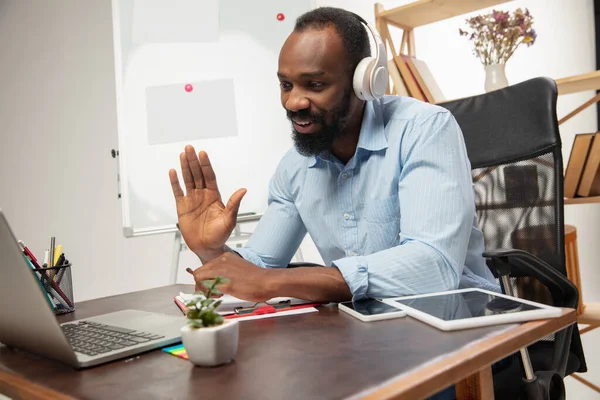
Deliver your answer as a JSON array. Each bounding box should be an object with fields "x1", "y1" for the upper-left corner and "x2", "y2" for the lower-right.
[{"x1": 18, "y1": 240, "x2": 41, "y2": 268}]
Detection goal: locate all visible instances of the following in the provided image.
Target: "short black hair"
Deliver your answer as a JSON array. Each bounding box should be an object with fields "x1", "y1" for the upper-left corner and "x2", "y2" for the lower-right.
[{"x1": 294, "y1": 7, "x2": 370, "y2": 75}]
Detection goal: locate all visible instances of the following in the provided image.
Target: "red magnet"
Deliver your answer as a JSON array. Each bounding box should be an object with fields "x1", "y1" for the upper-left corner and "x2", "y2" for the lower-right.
[
  {"x1": 184, "y1": 84, "x2": 193, "y2": 92},
  {"x1": 276, "y1": 13, "x2": 285, "y2": 21}
]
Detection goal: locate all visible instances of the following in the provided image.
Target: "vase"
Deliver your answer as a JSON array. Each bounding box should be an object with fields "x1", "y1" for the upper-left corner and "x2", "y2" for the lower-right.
[
  {"x1": 484, "y1": 63, "x2": 509, "y2": 92},
  {"x1": 180, "y1": 320, "x2": 239, "y2": 367}
]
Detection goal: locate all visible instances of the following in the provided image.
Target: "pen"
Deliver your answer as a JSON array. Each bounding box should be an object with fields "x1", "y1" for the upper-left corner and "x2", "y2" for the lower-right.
[
  {"x1": 43, "y1": 250, "x2": 49, "y2": 267},
  {"x1": 18, "y1": 240, "x2": 41, "y2": 268},
  {"x1": 55, "y1": 258, "x2": 69, "y2": 284},
  {"x1": 49, "y1": 237, "x2": 56, "y2": 279},
  {"x1": 54, "y1": 244, "x2": 62, "y2": 266},
  {"x1": 52, "y1": 254, "x2": 65, "y2": 282},
  {"x1": 49, "y1": 237, "x2": 55, "y2": 268}
]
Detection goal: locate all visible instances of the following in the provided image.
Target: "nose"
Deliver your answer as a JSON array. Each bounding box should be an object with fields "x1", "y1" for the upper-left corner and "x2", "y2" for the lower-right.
[{"x1": 284, "y1": 88, "x2": 310, "y2": 113}]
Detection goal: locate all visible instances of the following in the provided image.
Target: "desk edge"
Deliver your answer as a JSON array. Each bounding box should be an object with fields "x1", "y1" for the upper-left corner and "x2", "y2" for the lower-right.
[{"x1": 355, "y1": 308, "x2": 576, "y2": 400}]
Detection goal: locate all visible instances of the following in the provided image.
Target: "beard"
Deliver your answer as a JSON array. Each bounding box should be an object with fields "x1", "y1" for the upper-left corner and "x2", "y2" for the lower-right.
[{"x1": 287, "y1": 87, "x2": 353, "y2": 157}]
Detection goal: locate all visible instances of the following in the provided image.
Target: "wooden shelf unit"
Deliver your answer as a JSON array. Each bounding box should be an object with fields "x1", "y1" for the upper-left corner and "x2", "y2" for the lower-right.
[
  {"x1": 556, "y1": 70, "x2": 600, "y2": 95},
  {"x1": 374, "y1": 2, "x2": 600, "y2": 204},
  {"x1": 375, "y1": 1, "x2": 600, "y2": 120},
  {"x1": 375, "y1": 0, "x2": 513, "y2": 99},
  {"x1": 378, "y1": 0, "x2": 512, "y2": 30},
  {"x1": 555, "y1": 70, "x2": 600, "y2": 126},
  {"x1": 564, "y1": 196, "x2": 600, "y2": 205}
]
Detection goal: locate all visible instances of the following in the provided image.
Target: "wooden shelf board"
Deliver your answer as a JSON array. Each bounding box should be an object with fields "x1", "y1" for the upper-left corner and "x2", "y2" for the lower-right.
[
  {"x1": 564, "y1": 196, "x2": 600, "y2": 205},
  {"x1": 379, "y1": 0, "x2": 513, "y2": 30},
  {"x1": 556, "y1": 70, "x2": 600, "y2": 95}
]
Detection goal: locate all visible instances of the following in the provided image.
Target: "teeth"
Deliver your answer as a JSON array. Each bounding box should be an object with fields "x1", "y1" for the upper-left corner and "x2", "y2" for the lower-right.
[{"x1": 296, "y1": 121, "x2": 311, "y2": 126}]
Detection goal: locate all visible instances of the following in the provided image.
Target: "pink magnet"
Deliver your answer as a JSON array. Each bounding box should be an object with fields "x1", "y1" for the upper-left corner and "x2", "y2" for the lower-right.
[
  {"x1": 185, "y1": 84, "x2": 193, "y2": 92},
  {"x1": 276, "y1": 13, "x2": 285, "y2": 21}
]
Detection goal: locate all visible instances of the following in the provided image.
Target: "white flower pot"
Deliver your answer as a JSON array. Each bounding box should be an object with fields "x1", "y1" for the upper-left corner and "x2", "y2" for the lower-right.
[
  {"x1": 484, "y1": 63, "x2": 509, "y2": 93},
  {"x1": 180, "y1": 319, "x2": 239, "y2": 367}
]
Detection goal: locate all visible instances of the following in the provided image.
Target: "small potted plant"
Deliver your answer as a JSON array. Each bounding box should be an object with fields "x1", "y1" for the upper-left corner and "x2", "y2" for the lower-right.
[{"x1": 180, "y1": 276, "x2": 239, "y2": 367}]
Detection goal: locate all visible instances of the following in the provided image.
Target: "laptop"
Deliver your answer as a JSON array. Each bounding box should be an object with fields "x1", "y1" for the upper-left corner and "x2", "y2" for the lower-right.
[{"x1": 0, "y1": 210, "x2": 185, "y2": 368}]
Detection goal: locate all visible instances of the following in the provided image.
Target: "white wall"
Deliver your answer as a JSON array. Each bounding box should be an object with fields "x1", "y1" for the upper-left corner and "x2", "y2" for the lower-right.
[{"x1": 0, "y1": 0, "x2": 174, "y2": 300}]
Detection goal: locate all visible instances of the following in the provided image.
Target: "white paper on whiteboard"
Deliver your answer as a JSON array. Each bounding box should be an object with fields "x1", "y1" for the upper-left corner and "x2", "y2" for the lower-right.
[
  {"x1": 132, "y1": 0, "x2": 219, "y2": 44},
  {"x1": 146, "y1": 79, "x2": 238, "y2": 145}
]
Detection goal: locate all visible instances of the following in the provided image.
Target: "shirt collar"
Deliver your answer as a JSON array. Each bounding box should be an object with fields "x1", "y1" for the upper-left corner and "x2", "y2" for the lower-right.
[{"x1": 308, "y1": 100, "x2": 388, "y2": 168}]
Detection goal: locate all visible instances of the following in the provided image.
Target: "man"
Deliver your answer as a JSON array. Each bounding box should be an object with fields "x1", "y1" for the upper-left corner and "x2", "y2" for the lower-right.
[{"x1": 168, "y1": 7, "x2": 499, "y2": 303}]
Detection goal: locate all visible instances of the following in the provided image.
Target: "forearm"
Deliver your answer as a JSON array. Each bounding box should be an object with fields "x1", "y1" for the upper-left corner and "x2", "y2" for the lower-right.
[
  {"x1": 267, "y1": 266, "x2": 352, "y2": 303},
  {"x1": 332, "y1": 239, "x2": 464, "y2": 301}
]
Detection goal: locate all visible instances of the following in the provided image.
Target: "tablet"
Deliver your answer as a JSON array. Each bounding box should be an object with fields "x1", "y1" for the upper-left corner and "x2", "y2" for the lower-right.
[
  {"x1": 380, "y1": 288, "x2": 563, "y2": 331},
  {"x1": 338, "y1": 299, "x2": 407, "y2": 322}
]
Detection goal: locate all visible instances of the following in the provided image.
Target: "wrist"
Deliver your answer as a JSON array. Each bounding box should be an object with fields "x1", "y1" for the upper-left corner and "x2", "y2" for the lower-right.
[
  {"x1": 263, "y1": 268, "x2": 283, "y2": 298},
  {"x1": 195, "y1": 247, "x2": 226, "y2": 264}
]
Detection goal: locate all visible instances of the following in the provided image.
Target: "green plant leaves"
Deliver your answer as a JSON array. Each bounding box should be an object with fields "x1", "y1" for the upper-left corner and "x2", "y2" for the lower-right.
[{"x1": 185, "y1": 275, "x2": 229, "y2": 328}]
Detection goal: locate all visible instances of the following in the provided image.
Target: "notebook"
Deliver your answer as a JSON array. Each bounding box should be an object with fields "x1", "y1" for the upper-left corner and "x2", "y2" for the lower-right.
[{"x1": 174, "y1": 292, "x2": 313, "y2": 316}]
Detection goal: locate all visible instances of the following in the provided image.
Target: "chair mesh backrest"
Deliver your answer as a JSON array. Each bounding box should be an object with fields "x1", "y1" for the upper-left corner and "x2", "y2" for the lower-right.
[
  {"x1": 438, "y1": 77, "x2": 567, "y2": 281},
  {"x1": 472, "y1": 154, "x2": 559, "y2": 310},
  {"x1": 438, "y1": 77, "x2": 586, "y2": 371}
]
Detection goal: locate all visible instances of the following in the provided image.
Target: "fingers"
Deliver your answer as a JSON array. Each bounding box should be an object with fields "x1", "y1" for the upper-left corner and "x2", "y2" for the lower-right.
[
  {"x1": 180, "y1": 152, "x2": 195, "y2": 193},
  {"x1": 198, "y1": 151, "x2": 219, "y2": 192},
  {"x1": 191, "y1": 267, "x2": 219, "y2": 295},
  {"x1": 188, "y1": 266, "x2": 209, "y2": 293},
  {"x1": 185, "y1": 145, "x2": 205, "y2": 190},
  {"x1": 169, "y1": 169, "x2": 184, "y2": 200},
  {"x1": 224, "y1": 188, "x2": 247, "y2": 222}
]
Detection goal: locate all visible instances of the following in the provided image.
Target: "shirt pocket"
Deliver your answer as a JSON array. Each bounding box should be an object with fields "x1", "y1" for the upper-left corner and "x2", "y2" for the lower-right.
[
  {"x1": 362, "y1": 193, "x2": 401, "y2": 252},
  {"x1": 364, "y1": 193, "x2": 400, "y2": 223}
]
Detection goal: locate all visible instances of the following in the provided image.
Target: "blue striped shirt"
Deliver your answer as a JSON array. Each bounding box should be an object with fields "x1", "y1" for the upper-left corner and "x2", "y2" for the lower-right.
[{"x1": 236, "y1": 96, "x2": 499, "y2": 300}]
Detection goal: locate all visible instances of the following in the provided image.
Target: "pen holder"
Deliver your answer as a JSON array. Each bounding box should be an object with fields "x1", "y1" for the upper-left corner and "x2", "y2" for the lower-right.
[{"x1": 32, "y1": 264, "x2": 75, "y2": 315}]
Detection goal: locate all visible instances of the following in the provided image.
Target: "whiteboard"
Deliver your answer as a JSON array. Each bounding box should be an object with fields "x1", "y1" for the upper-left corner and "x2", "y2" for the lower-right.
[{"x1": 111, "y1": 0, "x2": 314, "y2": 237}]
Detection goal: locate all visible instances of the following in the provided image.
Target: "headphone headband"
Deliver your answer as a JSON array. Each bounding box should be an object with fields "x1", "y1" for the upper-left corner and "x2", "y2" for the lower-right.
[{"x1": 351, "y1": 12, "x2": 388, "y2": 101}]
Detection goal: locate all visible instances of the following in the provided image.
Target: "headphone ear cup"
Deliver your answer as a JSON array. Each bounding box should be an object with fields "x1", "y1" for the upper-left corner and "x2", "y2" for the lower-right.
[
  {"x1": 353, "y1": 57, "x2": 375, "y2": 101},
  {"x1": 370, "y1": 64, "x2": 388, "y2": 99}
]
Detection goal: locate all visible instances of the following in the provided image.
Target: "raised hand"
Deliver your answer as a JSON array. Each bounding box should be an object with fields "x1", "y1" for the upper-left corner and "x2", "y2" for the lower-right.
[{"x1": 169, "y1": 145, "x2": 246, "y2": 262}]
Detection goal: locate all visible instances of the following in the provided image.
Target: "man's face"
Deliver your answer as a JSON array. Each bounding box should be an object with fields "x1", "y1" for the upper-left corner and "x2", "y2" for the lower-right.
[{"x1": 277, "y1": 26, "x2": 356, "y2": 156}]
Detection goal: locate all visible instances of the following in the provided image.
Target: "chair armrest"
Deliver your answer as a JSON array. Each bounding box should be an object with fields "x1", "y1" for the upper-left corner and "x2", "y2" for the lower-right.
[
  {"x1": 483, "y1": 249, "x2": 578, "y2": 309},
  {"x1": 287, "y1": 262, "x2": 324, "y2": 268}
]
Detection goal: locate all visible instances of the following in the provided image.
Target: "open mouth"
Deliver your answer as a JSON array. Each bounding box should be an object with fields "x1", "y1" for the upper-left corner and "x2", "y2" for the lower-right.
[{"x1": 292, "y1": 119, "x2": 318, "y2": 134}]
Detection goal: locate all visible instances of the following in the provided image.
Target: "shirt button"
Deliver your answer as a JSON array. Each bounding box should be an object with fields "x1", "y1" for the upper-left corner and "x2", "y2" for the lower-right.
[
  {"x1": 341, "y1": 173, "x2": 348, "y2": 180},
  {"x1": 358, "y1": 266, "x2": 367, "y2": 272},
  {"x1": 343, "y1": 213, "x2": 350, "y2": 220}
]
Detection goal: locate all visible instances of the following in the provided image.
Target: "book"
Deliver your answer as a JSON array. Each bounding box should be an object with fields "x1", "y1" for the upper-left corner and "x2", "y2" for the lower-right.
[
  {"x1": 564, "y1": 133, "x2": 595, "y2": 198},
  {"x1": 403, "y1": 56, "x2": 445, "y2": 103},
  {"x1": 387, "y1": 59, "x2": 409, "y2": 96},
  {"x1": 174, "y1": 292, "x2": 314, "y2": 316},
  {"x1": 577, "y1": 132, "x2": 600, "y2": 197},
  {"x1": 394, "y1": 55, "x2": 426, "y2": 101}
]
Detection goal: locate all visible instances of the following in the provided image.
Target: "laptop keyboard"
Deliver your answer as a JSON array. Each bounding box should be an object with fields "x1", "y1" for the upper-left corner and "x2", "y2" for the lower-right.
[{"x1": 61, "y1": 321, "x2": 164, "y2": 357}]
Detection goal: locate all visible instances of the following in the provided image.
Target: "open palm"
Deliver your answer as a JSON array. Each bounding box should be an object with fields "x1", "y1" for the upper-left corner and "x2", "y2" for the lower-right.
[{"x1": 169, "y1": 145, "x2": 246, "y2": 261}]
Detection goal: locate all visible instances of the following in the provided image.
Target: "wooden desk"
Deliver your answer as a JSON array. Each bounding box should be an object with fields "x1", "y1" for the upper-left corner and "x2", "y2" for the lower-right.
[{"x1": 0, "y1": 285, "x2": 576, "y2": 400}]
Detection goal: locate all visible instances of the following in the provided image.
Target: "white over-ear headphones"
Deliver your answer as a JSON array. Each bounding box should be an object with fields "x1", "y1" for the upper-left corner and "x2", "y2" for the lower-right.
[{"x1": 352, "y1": 14, "x2": 388, "y2": 101}]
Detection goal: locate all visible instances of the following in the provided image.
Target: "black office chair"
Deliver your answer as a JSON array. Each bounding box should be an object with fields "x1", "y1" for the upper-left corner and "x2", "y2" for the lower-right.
[{"x1": 438, "y1": 77, "x2": 587, "y2": 400}]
